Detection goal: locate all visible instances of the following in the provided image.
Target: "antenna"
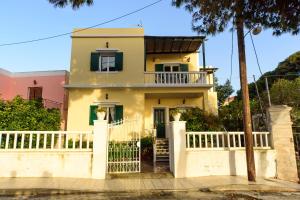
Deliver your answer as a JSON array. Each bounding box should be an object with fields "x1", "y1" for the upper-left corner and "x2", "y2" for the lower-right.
[{"x1": 137, "y1": 20, "x2": 143, "y2": 27}]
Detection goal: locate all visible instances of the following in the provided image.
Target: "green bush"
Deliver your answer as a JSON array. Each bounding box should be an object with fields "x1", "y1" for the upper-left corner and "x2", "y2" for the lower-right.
[
  {"x1": 181, "y1": 107, "x2": 222, "y2": 131},
  {"x1": 141, "y1": 136, "x2": 153, "y2": 161},
  {"x1": 0, "y1": 96, "x2": 61, "y2": 131}
]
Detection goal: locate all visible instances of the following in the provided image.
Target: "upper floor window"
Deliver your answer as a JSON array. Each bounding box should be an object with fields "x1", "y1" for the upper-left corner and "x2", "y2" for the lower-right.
[
  {"x1": 100, "y1": 54, "x2": 115, "y2": 72},
  {"x1": 90, "y1": 52, "x2": 123, "y2": 72}
]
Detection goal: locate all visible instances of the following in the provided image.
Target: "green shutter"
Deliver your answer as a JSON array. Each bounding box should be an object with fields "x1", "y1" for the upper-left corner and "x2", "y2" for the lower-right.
[
  {"x1": 115, "y1": 105, "x2": 123, "y2": 122},
  {"x1": 155, "y1": 64, "x2": 164, "y2": 72},
  {"x1": 115, "y1": 52, "x2": 123, "y2": 71},
  {"x1": 89, "y1": 105, "x2": 98, "y2": 125},
  {"x1": 180, "y1": 64, "x2": 189, "y2": 71},
  {"x1": 90, "y1": 52, "x2": 100, "y2": 71}
]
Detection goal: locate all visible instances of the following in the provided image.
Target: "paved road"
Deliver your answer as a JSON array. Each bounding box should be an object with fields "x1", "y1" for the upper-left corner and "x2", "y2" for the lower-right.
[{"x1": 1, "y1": 190, "x2": 300, "y2": 200}]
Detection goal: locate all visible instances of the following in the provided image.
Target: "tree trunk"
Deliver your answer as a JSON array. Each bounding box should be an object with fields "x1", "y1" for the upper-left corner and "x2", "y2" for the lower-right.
[{"x1": 236, "y1": 18, "x2": 256, "y2": 182}]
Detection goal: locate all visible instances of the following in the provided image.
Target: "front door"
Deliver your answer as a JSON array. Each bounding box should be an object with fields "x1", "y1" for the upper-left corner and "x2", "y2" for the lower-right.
[{"x1": 154, "y1": 108, "x2": 165, "y2": 138}]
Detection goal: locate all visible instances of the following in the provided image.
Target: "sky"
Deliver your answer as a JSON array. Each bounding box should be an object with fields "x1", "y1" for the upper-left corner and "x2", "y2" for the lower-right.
[{"x1": 0, "y1": 0, "x2": 299, "y2": 91}]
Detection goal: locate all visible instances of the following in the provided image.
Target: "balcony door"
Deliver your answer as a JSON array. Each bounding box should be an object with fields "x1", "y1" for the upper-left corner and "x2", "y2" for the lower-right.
[{"x1": 164, "y1": 64, "x2": 179, "y2": 72}]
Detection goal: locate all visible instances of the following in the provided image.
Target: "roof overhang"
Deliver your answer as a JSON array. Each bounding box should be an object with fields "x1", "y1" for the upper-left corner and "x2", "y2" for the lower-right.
[{"x1": 145, "y1": 36, "x2": 205, "y2": 54}]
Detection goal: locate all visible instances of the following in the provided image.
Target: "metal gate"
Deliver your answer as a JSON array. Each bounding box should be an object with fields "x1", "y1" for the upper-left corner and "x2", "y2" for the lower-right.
[{"x1": 107, "y1": 119, "x2": 141, "y2": 173}]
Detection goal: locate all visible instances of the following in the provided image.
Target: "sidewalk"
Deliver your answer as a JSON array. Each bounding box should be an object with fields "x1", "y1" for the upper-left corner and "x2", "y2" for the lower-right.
[{"x1": 0, "y1": 175, "x2": 299, "y2": 194}]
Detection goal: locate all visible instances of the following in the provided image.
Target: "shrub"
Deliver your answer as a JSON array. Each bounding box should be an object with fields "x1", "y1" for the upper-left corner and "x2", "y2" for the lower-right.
[
  {"x1": 0, "y1": 96, "x2": 61, "y2": 131},
  {"x1": 141, "y1": 136, "x2": 153, "y2": 161},
  {"x1": 181, "y1": 107, "x2": 222, "y2": 131}
]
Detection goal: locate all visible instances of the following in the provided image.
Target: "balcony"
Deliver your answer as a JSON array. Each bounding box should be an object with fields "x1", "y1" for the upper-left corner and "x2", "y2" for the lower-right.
[{"x1": 144, "y1": 71, "x2": 211, "y2": 87}]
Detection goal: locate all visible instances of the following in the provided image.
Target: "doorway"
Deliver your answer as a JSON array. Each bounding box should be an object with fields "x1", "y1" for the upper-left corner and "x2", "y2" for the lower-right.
[{"x1": 154, "y1": 108, "x2": 166, "y2": 138}]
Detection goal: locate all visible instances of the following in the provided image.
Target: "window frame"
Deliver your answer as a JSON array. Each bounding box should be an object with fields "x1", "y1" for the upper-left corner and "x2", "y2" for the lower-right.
[
  {"x1": 163, "y1": 63, "x2": 180, "y2": 72},
  {"x1": 98, "y1": 52, "x2": 116, "y2": 72}
]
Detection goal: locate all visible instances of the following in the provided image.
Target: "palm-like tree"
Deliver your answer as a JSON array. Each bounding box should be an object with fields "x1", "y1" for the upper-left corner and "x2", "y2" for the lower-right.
[{"x1": 48, "y1": 0, "x2": 93, "y2": 9}]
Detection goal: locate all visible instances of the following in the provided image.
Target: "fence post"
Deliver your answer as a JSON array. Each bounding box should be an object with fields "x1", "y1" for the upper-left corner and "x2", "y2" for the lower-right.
[
  {"x1": 267, "y1": 105, "x2": 299, "y2": 182},
  {"x1": 169, "y1": 121, "x2": 186, "y2": 178},
  {"x1": 92, "y1": 119, "x2": 108, "y2": 179}
]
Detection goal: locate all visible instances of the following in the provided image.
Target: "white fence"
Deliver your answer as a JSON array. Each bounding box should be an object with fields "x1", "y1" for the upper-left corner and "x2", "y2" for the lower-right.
[
  {"x1": 186, "y1": 132, "x2": 270, "y2": 150},
  {"x1": 0, "y1": 131, "x2": 93, "y2": 151},
  {"x1": 144, "y1": 72, "x2": 207, "y2": 85}
]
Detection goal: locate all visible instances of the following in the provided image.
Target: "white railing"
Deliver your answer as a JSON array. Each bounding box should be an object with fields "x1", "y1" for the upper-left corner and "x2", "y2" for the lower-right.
[
  {"x1": 144, "y1": 72, "x2": 208, "y2": 85},
  {"x1": 186, "y1": 132, "x2": 271, "y2": 150},
  {"x1": 0, "y1": 131, "x2": 93, "y2": 151}
]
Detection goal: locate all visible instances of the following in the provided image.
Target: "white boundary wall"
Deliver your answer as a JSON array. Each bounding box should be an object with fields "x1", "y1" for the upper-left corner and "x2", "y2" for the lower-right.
[
  {"x1": 184, "y1": 149, "x2": 276, "y2": 177},
  {"x1": 0, "y1": 120, "x2": 108, "y2": 179},
  {"x1": 0, "y1": 151, "x2": 92, "y2": 178},
  {"x1": 169, "y1": 121, "x2": 276, "y2": 178}
]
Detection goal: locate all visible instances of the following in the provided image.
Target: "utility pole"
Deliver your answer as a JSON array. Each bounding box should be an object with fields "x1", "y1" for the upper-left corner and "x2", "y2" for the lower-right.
[{"x1": 236, "y1": 0, "x2": 256, "y2": 182}]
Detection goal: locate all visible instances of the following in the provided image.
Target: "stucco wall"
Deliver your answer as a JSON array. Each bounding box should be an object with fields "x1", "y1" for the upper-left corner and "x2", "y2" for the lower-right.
[
  {"x1": 146, "y1": 53, "x2": 199, "y2": 72},
  {"x1": 0, "y1": 152, "x2": 92, "y2": 178},
  {"x1": 67, "y1": 87, "x2": 213, "y2": 132},
  {"x1": 183, "y1": 150, "x2": 276, "y2": 177},
  {"x1": 0, "y1": 70, "x2": 67, "y2": 104},
  {"x1": 67, "y1": 88, "x2": 145, "y2": 131},
  {"x1": 0, "y1": 72, "x2": 13, "y2": 99},
  {"x1": 70, "y1": 28, "x2": 145, "y2": 85}
]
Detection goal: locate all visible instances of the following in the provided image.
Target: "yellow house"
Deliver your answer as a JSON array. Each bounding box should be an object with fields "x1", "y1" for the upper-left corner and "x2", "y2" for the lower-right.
[{"x1": 66, "y1": 28, "x2": 217, "y2": 138}]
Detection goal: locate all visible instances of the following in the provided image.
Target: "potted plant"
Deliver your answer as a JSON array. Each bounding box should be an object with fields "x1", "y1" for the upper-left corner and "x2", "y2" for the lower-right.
[
  {"x1": 170, "y1": 108, "x2": 181, "y2": 121},
  {"x1": 96, "y1": 107, "x2": 106, "y2": 120}
]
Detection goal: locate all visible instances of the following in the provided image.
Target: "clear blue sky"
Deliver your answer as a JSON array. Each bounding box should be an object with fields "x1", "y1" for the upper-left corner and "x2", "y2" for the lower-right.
[{"x1": 0, "y1": 0, "x2": 299, "y2": 91}]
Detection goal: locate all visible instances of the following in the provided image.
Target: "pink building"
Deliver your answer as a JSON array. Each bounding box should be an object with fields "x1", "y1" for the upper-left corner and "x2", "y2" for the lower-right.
[{"x1": 0, "y1": 68, "x2": 69, "y2": 130}]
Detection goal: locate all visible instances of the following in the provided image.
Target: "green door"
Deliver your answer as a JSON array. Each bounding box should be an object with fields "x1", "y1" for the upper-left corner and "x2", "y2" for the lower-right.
[{"x1": 154, "y1": 108, "x2": 165, "y2": 138}]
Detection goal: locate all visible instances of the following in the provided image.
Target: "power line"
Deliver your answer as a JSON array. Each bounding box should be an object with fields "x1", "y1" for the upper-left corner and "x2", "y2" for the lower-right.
[
  {"x1": 249, "y1": 32, "x2": 263, "y2": 76},
  {"x1": 0, "y1": 0, "x2": 163, "y2": 47}
]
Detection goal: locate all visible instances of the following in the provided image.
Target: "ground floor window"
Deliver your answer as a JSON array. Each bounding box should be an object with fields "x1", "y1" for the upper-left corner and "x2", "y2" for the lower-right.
[{"x1": 89, "y1": 104, "x2": 123, "y2": 125}]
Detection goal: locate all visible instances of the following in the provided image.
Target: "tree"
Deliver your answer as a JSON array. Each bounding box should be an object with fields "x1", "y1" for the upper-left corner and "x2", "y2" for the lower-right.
[
  {"x1": 269, "y1": 78, "x2": 300, "y2": 126},
  {"x1": 237, "y1": 51, "x2": 300, "y2": 100},
  {"x1": 48, "y1": 0, "x2": 93, "y2": 9},
  {"x1": 0, "y1": 96, "x2": 61, "y2": 131},
  {"x1": 215, "y1": 79, "x2": 234, "y2": 107},
  {"x1": 172, "y1": 0, "x2": 300, "y2": 182}
]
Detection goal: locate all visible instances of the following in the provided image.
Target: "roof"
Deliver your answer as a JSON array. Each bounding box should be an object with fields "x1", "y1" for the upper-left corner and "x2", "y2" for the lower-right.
[
  {"x1": 0, "y1": 68, "x2": 68, "y2": 77},
  {"x1": 145, "y1": 36, "x2": 205, "y2": 54}
]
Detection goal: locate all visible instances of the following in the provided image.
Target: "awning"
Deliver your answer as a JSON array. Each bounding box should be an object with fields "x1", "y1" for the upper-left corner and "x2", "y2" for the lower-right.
[{"x1": 145, "y1": 36, "x2": 205, "y2": 54}]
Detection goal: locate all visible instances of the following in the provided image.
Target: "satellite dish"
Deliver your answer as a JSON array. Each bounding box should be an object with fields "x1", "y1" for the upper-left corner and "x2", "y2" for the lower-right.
[{"x1": 252, "y1": 26, "x2": 262, "y2": 35}]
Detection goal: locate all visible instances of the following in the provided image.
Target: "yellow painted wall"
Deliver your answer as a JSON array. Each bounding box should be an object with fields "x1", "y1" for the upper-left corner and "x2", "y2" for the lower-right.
[
  {"x1": 146, "y1": 53, "x2": 199, "y2": 72},
  {"x1": 67, "y1": 87, "x2": 212, "y2": 131},
  {"x1": 67, "y1": 88, "x2": 145, "y2": 131},
  {"x1": 67, "y1": 28, "x2": 218, "y2": 132},
  {"x1": 70, "y1": 28, "x2": 145, "y2": 85}
]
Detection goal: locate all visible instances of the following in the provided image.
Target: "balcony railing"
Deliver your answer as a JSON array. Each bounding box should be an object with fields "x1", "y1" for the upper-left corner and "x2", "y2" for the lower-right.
[{"x1": 144, "y1": 72, "x2": 208, "y2": 86}]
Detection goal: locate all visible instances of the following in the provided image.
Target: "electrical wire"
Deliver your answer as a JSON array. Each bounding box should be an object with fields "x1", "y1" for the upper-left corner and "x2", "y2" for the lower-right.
[
  {"x1": 249, "y1": 32, "x2": 263, "y2": 76},
  {"x1": 0, "y1": 0, "x2": 163, "y2": 47}
]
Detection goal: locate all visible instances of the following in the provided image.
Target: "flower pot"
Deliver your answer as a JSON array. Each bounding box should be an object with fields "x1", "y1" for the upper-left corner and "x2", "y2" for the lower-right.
[
  {"x1": 173, "y1": 113, "x2": 181, "y2": 121},
  {"x1": 97, "y1": 112, "x2": 106, "y2": 120}
]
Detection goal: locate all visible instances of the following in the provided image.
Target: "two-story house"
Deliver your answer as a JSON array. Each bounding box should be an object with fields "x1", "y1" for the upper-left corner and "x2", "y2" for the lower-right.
[{"x1": 66, "y1": 28, "x2": 217, "y2": 138}]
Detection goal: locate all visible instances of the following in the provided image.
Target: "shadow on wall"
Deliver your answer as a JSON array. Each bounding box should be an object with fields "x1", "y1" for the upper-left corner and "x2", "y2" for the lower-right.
[{"x1": 229, "y1": 151, "x2": 236, "y2": 175}]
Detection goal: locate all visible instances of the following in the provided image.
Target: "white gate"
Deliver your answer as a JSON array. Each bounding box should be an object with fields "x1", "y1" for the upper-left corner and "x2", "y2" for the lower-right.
[{"x1": 107, "y1": 119, "x2": 141, "y2": 173}]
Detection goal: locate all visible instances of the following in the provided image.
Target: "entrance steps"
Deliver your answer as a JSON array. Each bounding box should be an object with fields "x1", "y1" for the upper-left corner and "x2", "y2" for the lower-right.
[{"x1": 154, "y1": 138, "x2": 170, "y2": 172}]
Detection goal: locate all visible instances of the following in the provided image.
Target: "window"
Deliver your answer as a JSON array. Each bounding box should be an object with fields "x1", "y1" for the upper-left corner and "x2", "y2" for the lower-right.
[
  {"x1": 28, "y1": 87, "x2": 43, "y2": 100},
  {"x1": 89, "y1": 104, "x2": 123, "y2": 125},
  {"x1": 100, "y1": 54, "x2": 115, "y2": 72},
  {"x1": 90, "y1": 52, "x2": 123, "y2": 72}
]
